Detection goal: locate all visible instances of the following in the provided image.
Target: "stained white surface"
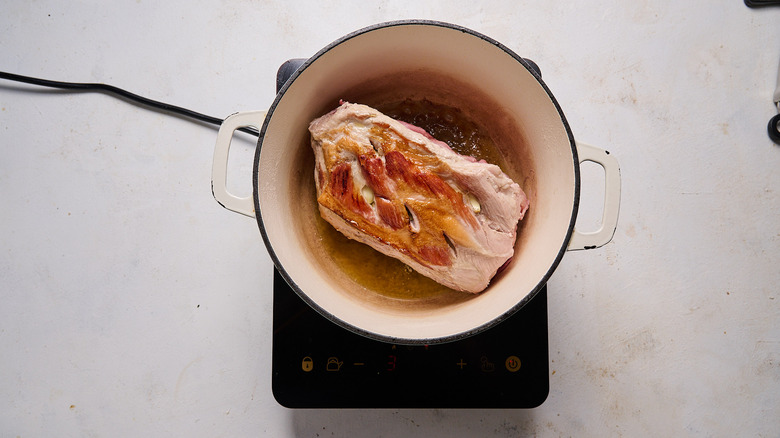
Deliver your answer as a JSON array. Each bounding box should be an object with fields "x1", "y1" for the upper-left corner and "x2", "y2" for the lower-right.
[{"x1": 1, "y1": 1, "x2": 779, "y2": 436}]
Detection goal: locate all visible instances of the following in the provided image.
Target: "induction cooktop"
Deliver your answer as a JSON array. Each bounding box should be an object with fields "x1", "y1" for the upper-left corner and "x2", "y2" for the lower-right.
[{"x1": 270, "y1": 58, "x2": 549, "y2": 409}]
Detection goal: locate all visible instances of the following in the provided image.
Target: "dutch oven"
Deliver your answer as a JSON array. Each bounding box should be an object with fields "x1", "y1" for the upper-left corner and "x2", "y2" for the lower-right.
[{"x1": 211, "y1": 20, "x2": 621, "y2": 344}]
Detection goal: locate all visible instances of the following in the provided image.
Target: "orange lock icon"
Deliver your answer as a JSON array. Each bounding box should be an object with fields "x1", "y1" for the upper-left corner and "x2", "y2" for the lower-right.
[{"x1": 301, "y1": 356, "x2": 313, "y2": 372}]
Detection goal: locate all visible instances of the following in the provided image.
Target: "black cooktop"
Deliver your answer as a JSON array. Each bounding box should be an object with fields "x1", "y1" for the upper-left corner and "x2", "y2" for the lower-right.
[
  {"x1": 272, "y1": 270, "x2": 549, "y2": 408},
  {"x1": 269, "y1": 58, "x2": 549, "y2": 408}
]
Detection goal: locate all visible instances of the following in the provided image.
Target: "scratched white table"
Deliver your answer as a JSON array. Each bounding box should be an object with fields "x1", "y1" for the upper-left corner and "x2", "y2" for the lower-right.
[{"x1": 1, "y1": 1, "x2": 779, "y2": 436}]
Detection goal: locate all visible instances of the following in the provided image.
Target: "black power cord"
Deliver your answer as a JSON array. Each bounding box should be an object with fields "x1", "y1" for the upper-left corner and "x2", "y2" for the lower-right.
[
  {"x1": 0, "y1": 71, "x2": 259, "y2": 136},
  {"x1": 769, "y1": 113, "x2": 780, "y2": 144},
  {"x1": 745, "y1": 0, "x2": 780, "y2": 7}
]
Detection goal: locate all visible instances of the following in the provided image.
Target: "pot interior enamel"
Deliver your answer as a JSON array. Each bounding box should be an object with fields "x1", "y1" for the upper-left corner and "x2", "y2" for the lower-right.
[{"x1": 254, "y1": 21, "x2": 577, "y2": 344}]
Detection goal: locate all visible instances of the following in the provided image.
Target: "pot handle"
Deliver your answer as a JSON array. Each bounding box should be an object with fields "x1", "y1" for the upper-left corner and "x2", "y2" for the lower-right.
[
  {"x1": 567, "y1": 142, "x2": 621, "y2": 250},
  {"x1": 211, "y1": 110, "x2": 267, "y2": 218}
]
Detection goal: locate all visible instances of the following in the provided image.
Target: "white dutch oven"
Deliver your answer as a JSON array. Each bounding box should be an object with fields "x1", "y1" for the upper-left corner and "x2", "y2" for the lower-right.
[{"x1": 212, "y1": 20, "x2": 621, "y2": 344}]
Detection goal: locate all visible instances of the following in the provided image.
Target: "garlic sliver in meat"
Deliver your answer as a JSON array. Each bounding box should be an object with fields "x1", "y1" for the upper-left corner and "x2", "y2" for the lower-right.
[
  {"x1": 361, "y1": 185, "x2": 375, "y2": 205},
  {"x1": 404, "y1": 203, "x2": 421, "y2": 233},
  {"x1": 466, "y1": 193, "x2": 481, "y2": 213}
]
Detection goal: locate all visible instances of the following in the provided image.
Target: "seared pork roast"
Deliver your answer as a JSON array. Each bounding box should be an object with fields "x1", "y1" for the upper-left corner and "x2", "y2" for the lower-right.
[{"x1": 309, "y1": 102, "x2": 529, "y2": 293}]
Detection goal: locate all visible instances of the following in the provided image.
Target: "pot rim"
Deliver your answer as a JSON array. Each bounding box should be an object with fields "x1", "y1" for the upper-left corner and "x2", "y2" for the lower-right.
[{"x1": 252, "y1": 19, "x2": 580, "y2": 345}]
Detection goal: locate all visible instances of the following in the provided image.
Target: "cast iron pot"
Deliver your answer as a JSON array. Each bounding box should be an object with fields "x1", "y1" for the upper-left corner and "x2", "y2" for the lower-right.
[{"x1": 211, "y1": 20, "x2": 621, "y2": 344}]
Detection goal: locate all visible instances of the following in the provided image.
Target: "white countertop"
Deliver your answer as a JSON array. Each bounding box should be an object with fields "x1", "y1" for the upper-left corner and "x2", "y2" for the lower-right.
[{"x1": 2, "y1": 1, "x2": 779, "y2": 436}]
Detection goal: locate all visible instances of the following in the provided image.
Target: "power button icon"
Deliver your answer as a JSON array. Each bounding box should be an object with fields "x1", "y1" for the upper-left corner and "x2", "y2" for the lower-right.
[
  {"x1": 301, "y1": 356, "x2": 313, "y2": 372},
  {"x1": 505, "y1": 355, "x2": 521, "y2": 372}
]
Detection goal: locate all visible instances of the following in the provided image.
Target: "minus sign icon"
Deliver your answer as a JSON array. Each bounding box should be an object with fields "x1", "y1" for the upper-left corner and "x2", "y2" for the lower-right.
[{"x1": 353, "y1": 362, "x2": 365, "y2": 366}]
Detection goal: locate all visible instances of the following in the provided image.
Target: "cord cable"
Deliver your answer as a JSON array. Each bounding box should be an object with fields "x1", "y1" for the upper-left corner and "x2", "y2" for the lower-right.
[{"x1": 0, "y1": 71, "x2": 259, "y2": 136}]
